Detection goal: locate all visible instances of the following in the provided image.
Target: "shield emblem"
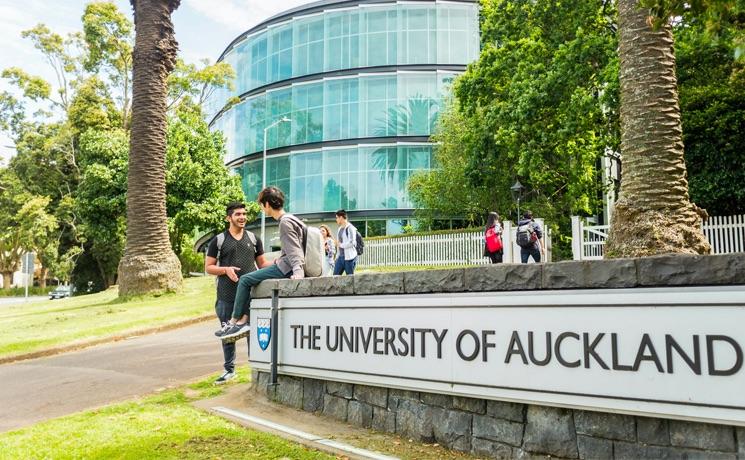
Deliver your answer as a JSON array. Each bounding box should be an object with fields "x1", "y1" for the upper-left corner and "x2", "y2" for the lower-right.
[{"x1": 257, "y1": 317, "x2": 271, "y2": 351}]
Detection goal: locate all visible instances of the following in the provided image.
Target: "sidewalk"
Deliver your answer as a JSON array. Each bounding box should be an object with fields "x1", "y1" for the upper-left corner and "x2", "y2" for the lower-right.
[{"x1": 195, "y1": 384, "x2": 481, "y2": 460}]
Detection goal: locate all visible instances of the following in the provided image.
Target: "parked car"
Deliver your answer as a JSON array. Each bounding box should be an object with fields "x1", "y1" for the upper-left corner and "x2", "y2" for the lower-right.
[{"x1": 49, "y1": 285, "x2": 73, "y2": 300}]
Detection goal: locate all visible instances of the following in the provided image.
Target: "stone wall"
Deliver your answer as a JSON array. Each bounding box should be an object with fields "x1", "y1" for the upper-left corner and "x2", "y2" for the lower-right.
[
  {"x1": 252, "y1": 370, "x2": 745, "y2": 459},
  {"x1": 251, "y1": 254, "x2": 745, "y2": 459}
]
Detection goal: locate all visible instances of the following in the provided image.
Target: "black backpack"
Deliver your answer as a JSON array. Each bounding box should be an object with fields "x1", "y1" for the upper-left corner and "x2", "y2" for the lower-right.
[{"x1": 346, "y1": 226, "x2": 365, "y2": 255}]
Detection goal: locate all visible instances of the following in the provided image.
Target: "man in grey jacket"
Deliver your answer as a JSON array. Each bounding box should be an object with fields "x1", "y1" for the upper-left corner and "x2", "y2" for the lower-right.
[{"x1": 216, "y1": 186, "x2": 306, "y2": 341}]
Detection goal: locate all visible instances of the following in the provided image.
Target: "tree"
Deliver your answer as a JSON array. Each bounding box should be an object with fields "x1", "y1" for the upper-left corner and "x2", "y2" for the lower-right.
[
  {"x1": 165, "y1": 106, "x2": 246, "y2": 254},
  {"x1": 167, "y1": 58, "x2": 235, "y2": 110},
  {"x1": 605, "y1": 0, "x2": 710, "y2": 257},
  {"x1": 117, "y1": 0, "x2": 183, "y2": 296},
  {"x1": 409, "y1": 0, "x2": 619, "y2": 257},
  {"x1": 17, "y1": 196, "x2": 59, "y2": 288},
  {"x1": 0, "y1": 169, "x2": 29, "y2": 289}
]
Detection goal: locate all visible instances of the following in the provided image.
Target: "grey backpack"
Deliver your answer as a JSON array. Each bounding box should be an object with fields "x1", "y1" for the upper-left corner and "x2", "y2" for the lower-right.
[{"x1": 283, "y1": 215, "x2": 324, "y2": 278}]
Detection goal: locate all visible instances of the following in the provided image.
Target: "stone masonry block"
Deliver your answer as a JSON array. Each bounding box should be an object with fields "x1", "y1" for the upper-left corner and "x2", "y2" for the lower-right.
[
  {"x1": 637, "y1": 417, "x2": 670, "y2": 446},
  {"x1": 310, "y1": 276, "x2": 354, "y2": 296},
  {"x1": 471, "y1": 438, "x2": 514, "y2": 459},
  {"x1": 472, "y1": 414, "x2": 523, "y2": 447},
  {"x1": 372, "y1": 406, "x2": 396, "y2": 433},
  {"x1": 276, "y1": 278, "x2": 313, "y2": 297},
  {"x1": 325, "y1": 381, "x2": 353, "y2": 399},
  {"x1": 388, "y1": 388, "x2": 420, "y2": 410},
  {"x1": 420, "y1": 392, "x2": 453, "y2": 409},
  {"x1": 669, "y1": 419, "x2": 736, "y2": 451},
  {"x1": 637, "y1": 253, "x2": 745, "y2": 287},
  {"x1": 431, "y1": 407, "x2": 473, "y2": 452},
  {"x1": 302, "y1": 378, "x2": 324, "y2": 413},
  {"x1": 614, "y1": 440, "x2": 737, "y2": 460},
  {"x1": 542, "y1": 259, "x2": 637, "y2": 289},
  {"x1": 354, "y1": 384, "x2": 388, "y2": 408},
  {"x1": 577, "y1": 435, "x2": 613, "y2": 459},
  {"x1": 522, "y1": 405, "x2": 578, "y2": 458},
  {"x1": 354, "y1": 272, "x2": 404, "y2": 295},
  {"x1": 737, "y1": 427, "x2": 745, "y2": 455},
  {"x1": 252, "y1": 280, "x2": 277, "y2": 299},
  {"x1": 452, "y1": 396, "x2": 486, "y2": 414},
  {"x1": 347, "y1": 400, "x2": 373, "y2": 428},
  {"x1": 322, "y1": 394, "x2": 348, "y2": 422},
  {"x1": 464, "y1": 263, "x2": 542, "y2": 292},
  {"x1": 276, "y1": 375, "x2": 303, "y2": 409},
  {"x1": 487, "y1": 400, "x2": 525, "y2": 423},
  {"x1": 396, "y1": 399, "x2": 435, "y2": 442},
  {"x1": 574, "y1": 410, "x2": 635, "y2": 441},
  {"x1": 404, "y1": 269, "x2": 465, "y2": 294}
]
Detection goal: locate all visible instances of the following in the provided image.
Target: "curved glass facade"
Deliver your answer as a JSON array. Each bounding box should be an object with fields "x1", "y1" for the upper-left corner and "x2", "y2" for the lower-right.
[
  {"x1": 205, "y1": 1, "x2": 479, "y2": 120},
  {"x1": 210, "y1": 0, "x2": 479, "y2": 231}
]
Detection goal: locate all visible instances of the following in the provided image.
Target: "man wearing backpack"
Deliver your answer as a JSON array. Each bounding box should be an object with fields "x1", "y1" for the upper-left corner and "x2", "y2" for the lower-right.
[
  {"x1": 215, "y1": 186, "x2": 306, "y2": 342},
  {"x1": 334, "y1": 209, "x2": 359, "y2": 275},
  {"x1": 205, "y1": 202, "x2": 270, "y2": 384},
  {"x1": 516, "y1": 210, "x2": 544, "y2": 263}
]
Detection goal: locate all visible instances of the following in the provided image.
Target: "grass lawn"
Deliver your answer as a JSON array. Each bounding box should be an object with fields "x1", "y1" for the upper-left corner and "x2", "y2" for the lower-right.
[
  {"x1": 0, "y1": 368, "x2": 333, "y2": 460},
  {"x1": 0, "y1": 276, "x2": 215, "y2": 360}
]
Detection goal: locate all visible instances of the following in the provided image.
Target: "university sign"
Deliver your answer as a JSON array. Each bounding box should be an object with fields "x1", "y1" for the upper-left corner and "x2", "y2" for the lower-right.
[{"x1": 249, "y1": 286, "x2": 745, "y2": 426}]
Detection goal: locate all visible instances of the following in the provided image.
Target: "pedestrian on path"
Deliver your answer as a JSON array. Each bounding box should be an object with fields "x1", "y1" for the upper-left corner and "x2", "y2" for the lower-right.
[
  {"x1": 334, "y1": 209, "x2": 358, "y2": 275},
  {"x1": 516, "y1": 210, "x2": 545, "y2": 263},
  {"x1": 216, "y1": 186, "x2": 306, "y2": 342},
  {"x1": 205, "y1": 202, "x2": 270, "y2": 384},
  {"x1": 319, "y1": 224, "x2": 336, "y2": 276},
  {"x1": 484, "y1": 211, "x2": 504, "y2": 264}
]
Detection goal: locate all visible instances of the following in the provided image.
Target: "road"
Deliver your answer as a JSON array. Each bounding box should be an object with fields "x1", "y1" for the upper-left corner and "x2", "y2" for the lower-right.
[
  {"x1": 0, "y1": 320, "x2": 249, "y2": 433},
  {"x1": 0, "y1": 296, "x2": 47, "y2": 307}
]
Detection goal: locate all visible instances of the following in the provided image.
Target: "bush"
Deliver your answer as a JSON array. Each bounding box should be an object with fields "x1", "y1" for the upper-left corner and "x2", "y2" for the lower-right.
[
  {"x1": 0, "y1": 286, "x2": 54, "y2": 297},
  {"x1": 179, "y1": 246, "x2": 205, "y2": 276}
]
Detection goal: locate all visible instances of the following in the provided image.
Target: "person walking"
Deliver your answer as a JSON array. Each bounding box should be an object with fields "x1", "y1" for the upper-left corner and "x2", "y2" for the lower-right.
[
  {"x1": 319, "y1": 224, "x2": 336, "y2": 276},
  {"x1": 516, "y1": 210, "x2": 544, "y2": 263},
  {"x1": 483, "y1": 211, "x2": 504, "y2": 264},
  {"x1": 216, "y1": 186, "x2": 306, "y2": 342},
  {"x1": 333, "y1": 209, "x2": 358, "y2": 275},
  {"x1": 205, "y1": 202, "x2": 270, "y2": 384}
]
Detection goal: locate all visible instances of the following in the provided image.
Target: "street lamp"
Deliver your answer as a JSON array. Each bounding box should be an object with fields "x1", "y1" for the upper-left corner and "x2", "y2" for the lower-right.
[
  {"x1": 261, "y1": 116, "x2": 291, "y2": 244},
  {"x1": 510, "y1": 180, "x2": 525, "y2": 223}
]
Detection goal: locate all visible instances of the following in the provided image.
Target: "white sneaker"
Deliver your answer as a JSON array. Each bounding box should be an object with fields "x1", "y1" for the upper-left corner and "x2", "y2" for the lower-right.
[{"x1": 214, "y1": 371, "x2": 236, "y2": 385}]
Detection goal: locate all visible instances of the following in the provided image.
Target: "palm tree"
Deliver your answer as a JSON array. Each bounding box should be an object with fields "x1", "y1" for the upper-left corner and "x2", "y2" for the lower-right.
[
  {"x1": 605, "y1": 0, "x2": 710, "y2": 258},
  {"x1": 117, "y1": 0, "x2": 182, "y2": 296}
]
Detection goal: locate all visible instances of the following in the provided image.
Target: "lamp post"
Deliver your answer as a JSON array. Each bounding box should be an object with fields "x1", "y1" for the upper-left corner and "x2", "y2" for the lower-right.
[
  {"x1": 510, "y1": 180, "x2": 525, "y2": 223},
  {"x1": 261, "y1": 116, "x2": 291, "y2": 244}
]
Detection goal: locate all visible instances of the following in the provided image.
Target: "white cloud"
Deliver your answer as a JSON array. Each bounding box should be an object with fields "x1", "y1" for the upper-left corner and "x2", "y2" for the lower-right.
[{"x1": 184, "y1": 0, "x2": 313, "y2": 32}]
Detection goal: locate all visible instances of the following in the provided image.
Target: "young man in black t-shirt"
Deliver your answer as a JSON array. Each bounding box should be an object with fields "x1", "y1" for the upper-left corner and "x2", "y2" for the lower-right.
[{"x1": 205, "y1": 202, "x2": 269, "y2": 384}]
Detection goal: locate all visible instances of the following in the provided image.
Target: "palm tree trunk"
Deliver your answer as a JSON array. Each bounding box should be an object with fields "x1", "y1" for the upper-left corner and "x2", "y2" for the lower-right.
[
  {"x1": 606, "y1": 0, "x2": 710, "y2": 258},
  {"x1": 118, "y1": 0, "x2": 182, "y2": 296}
]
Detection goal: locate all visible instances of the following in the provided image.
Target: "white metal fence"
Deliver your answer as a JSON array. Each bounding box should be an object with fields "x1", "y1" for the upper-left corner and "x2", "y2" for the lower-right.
[
  {"x1": 571, "y1": 214, "x2": 745, "y2": 260},
  {"x1": 357, "y1": 220, "x2": 551, "y2": 268}
]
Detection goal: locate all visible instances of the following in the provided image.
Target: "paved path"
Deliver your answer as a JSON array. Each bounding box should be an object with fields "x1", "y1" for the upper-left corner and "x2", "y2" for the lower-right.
[
  {"x1": 0, "y1": 296, "x2": 46, "y2": 307},
  {"x1": 0, "y1": 320, "x2": 248, "y2": 433}
]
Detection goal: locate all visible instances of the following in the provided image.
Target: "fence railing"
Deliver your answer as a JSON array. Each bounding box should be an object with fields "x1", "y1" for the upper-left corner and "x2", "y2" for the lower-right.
[
  {"x1": 571, "y1": 214, "x2": 745, "y2": 260},
  {"x1": 358, "y1": 220, "x2": 551, "y2": 268}
]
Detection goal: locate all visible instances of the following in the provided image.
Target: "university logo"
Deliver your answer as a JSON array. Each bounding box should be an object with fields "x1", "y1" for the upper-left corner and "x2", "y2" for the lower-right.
[{"x1": 257, "y1": 317, "x2": 271, "y2": 351}]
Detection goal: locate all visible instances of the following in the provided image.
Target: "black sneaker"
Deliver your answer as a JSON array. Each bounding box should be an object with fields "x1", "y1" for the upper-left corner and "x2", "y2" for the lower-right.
[
  {"x1": 214, "y1": 322, "x2": 231, "y2": 337},
  {"x1": 220, "y1": 323, "x2": 250, "y2": 342},
  {"x1": 214, "y1": 370, "x2": 235, "y2": 385}
]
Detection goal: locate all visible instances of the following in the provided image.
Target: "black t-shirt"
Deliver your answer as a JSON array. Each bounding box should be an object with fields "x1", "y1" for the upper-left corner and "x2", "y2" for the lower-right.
[{"x1": 206, "y1": 230, "x2": 264, "y2": 303}]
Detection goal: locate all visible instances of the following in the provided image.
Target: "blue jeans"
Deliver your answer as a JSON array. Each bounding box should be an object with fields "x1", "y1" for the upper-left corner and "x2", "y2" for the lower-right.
[
  {"x1": 520, "y1": 246, "x2": 541, "y2": 263},
  {"x1": 215, "y1": 299, "x2": 247, "y2": 373},
  {"x1": 231, "y1": 264, "x2": 289, "y2": 320},
  {"x1": 333, "y1": 256, "x2": 357, "y2": 275}
]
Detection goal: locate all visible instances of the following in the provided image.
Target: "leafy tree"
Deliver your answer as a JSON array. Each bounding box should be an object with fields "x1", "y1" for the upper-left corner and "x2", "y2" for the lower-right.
[
  {"x1": 410, "y1": 0, "x2": 619, "y2": 258},
  {"x1": 17, "y1": 196, "x2": 59, "y2": 288},
  {"x1": 605, "y1": 0, "x2": 710, "y2": 257},
  {"x1": 676, "y1": 20, "x2": 745, "y2": 215},
  {"x1": 165, "y1": 106, "x2": 247, "y2": 254},
  {"x1": 117, "y1": 0, "x2": 183, "y2": 297},
  {"x1": 167, "y1": 58, "x2": 235, "y2": 110},
  {"x1": 0, "y1": 169, "x2": 30, "y2": 289}
]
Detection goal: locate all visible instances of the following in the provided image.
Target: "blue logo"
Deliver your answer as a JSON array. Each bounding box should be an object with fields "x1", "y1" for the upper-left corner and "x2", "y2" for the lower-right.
[{"x1": 257, "y1": 317, "x2": 271, "y2": 351}]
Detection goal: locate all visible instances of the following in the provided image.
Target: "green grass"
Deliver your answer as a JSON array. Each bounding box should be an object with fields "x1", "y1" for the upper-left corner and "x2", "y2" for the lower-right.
[
  {"x1": 0, "y1": 368, "x2": 333, "y2": 460},
  {"x1": 0, "y1": 277, "x2": 215, "y2": 359}
]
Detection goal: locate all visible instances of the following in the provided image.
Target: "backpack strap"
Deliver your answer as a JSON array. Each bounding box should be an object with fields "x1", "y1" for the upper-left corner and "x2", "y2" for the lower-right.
[
  {"x1": 215, "y1": 231, "x2": 226, "y2": 265},
  {"x1": 281, "y1": 214, "x2": 308, "y2": 251}
]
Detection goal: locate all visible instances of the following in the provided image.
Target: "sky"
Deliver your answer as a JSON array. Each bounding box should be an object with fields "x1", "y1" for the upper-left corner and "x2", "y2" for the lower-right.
[{"x1": 0, "y1": 0, "x2": 312, "y2": 165}]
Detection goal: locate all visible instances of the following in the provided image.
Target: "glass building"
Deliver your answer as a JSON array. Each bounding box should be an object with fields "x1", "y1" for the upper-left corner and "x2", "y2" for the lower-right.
[{"x1": 207, "y1": 0, "x2": 479, "y2": 240}]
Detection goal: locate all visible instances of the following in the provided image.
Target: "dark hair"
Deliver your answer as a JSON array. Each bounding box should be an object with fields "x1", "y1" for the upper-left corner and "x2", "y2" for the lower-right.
[
  {"x1": 522, "y1": 210, "x2": 533, "y2": 219},
  {"x1": 486, "y1": 212, "x2": 500, "y2": 229},
  {"x1": 335, "y1": 209, "x2": 347, "y2": 219},
  {"x1": 226, "y1": 202, "x2": 246, "y2": 216},
  {"x1": 258, "y1": 186, "x2": 285, "y2": 210}
]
